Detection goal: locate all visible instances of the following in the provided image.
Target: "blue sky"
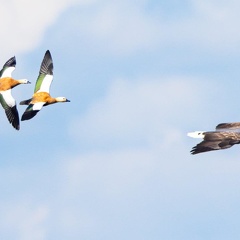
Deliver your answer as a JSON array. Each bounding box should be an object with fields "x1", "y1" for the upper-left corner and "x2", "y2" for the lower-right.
[{"x1": 1, "y1": 0, "x2": 240, "y2": 239}]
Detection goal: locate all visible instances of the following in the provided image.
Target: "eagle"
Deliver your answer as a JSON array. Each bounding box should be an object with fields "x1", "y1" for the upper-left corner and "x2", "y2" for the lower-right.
[{"x1": 188, "y1": 122, "x2": 240, "y2": 154}]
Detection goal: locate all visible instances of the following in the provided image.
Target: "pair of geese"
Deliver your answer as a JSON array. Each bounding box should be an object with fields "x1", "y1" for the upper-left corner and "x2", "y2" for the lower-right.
[{"x1": 0, "y1": 50, "x2": 70, "y2": 130}]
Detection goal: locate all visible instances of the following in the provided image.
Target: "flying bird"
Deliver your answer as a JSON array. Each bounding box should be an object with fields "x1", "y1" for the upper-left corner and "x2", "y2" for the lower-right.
[
  {"x1": 0, "y1": 56, "x2": 30, "y2": 130},
  {"x1": 20, "y1": 50, "x2": 70, "y2": 121},
  {"x1": 188, "y1": 123, "x2": 240, "y2": 154}
]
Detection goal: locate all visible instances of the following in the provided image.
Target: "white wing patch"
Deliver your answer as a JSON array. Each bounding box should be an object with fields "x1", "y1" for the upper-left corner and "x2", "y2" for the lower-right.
[
  {"x1": 37, "y1": 74, "x2": 53, "y2": 93},
  {"x1": 33, "y1": 102, "x2": 45, "y2": 111},
  {"x1": 1, "y1": 67, "x2": 15, "y2": 78},
  {"x1": 0, "y1": 89, "x2": 16, "y2": 107}
]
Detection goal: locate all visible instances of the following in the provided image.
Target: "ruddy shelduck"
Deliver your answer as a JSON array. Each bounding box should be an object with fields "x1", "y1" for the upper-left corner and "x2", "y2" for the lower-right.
[
  {"x1": 0, "y1": 56, "x2": 30, "y2": 130},
  {"x1": 20, "y1": 50, "x2": 70, "y2": 121}
]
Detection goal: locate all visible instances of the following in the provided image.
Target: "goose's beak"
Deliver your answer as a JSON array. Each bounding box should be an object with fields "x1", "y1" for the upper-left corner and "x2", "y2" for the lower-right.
[{"x1": 66, "y1": 99, "x2": 70, "y2": 102}]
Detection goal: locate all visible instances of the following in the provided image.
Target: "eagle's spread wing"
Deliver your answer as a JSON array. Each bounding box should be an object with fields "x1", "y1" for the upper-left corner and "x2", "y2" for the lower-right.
[{"x1": 188, "y1": 131, "x2": 240, "y2": 154}]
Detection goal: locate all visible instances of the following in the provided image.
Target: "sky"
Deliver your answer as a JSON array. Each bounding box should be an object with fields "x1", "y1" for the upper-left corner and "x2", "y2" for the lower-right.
[{"x1": 1, "y1": 0, "x2": 240, "y2": 239}]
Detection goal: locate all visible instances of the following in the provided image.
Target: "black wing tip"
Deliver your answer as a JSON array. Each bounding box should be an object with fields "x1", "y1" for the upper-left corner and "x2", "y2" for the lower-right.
[
  {"x1": 190, "y1": 146, "x2": 216, "y2": 155},
  {"x1": 39, "y1": 50, "x2": 53, "y2": 75},
  {"x1": 190, "y1": 147, "x2": 200, "y2": 155},
  {"x1": 19, "y1": 99, "x2": 32, "y2": 105},
  {"x1": 21, "y1": 110, "x2": 39, "y2": 121},
  {"x1": 46, "y1": 50, "x2": 51, "y2": 55},
  {"x1": 13, "y1": 123, "x2": 20, "y2": 130},
  {"x1": 4, "y1": 106, "x2": 20, "y2": 130},
  {"x1": 44, "y1": 50, "x2": 52, "y2": 62},
  {"x1": 216, "y1": 123, "x2": 227, "y2": 129},
  {"x1": 11, "y1": 118, "x2": 20, "y2": 130},
  {"x1": 4, "y1": 56, "x2": 16, "y2": 68},
  {"x1": 190, "y1": 149, "x2": 201, "y2": 155}
]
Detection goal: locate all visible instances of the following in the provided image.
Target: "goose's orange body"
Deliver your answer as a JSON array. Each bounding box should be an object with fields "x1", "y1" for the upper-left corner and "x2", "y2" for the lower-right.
[
  {"x1": 0, "y1": 77, "x2": 24, "y2": 91},
  {"x1": 31, "y1": 92, "x2": 58, "y2": 105}
]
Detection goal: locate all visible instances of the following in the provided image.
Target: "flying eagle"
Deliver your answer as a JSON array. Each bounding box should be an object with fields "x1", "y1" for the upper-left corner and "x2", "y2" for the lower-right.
[{"x1": 188, "y1": 122, "x2": 240, "y2": 154}]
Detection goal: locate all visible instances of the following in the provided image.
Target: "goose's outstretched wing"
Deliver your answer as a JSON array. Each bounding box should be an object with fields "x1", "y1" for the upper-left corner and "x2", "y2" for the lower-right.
[
  {"x1": 21, "y1": 102, "x2": 45, "y2": 121},
  {"x1": 34, "y1": 50, "x2": 53, "y2": 93},
  {"x1": 0, "y1": 56, "x2": 16, "y2": 78},
  {"x1": 188, "y1": 131, "x2": 240, "y2": 154},
  {"x1": 0, "y1": 89, "x2": 19, "y2": 130}
]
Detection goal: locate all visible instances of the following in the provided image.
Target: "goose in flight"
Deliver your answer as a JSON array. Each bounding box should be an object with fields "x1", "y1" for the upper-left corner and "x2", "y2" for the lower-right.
[
  {"x1": 20, "y1": 50, "x2": 70, "y2": 121},
  {"x1": 0, "y1": 56, "x2": 30, "y2": 130}
]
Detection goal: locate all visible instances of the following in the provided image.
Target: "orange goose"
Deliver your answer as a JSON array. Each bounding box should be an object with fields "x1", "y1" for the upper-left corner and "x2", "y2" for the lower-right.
[
  {"x1": 0, "y1": 56, "x2": 30, "y2": 130},
  {"x1": 188, "y1": 122, "x2": 240, "y2": 154},
  {"x1": 20, "y1": 50, "x2": 70, "y2": 121}
]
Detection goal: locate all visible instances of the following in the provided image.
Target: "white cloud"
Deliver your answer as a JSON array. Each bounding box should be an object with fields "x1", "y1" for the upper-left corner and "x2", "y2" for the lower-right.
[
  {"x1": 163, "y1": 0, "x2": 240, "y2": 52},
  {"x1": 55, "y1": 138, "x2": 191, "y2": 237},
  {"x1": 63, "y1": 148, "x2": 157, "y2": 197},
  {"x1": 77, "y1": 1, "x2": 160, "y2": 55},
  {"x1": 0, "y1": 0, "x2": 91, "y2": 57},
  {"x1": 70, "y1": 76, "x2": 213, "y2": 147},
  {"x1": 0, "y1": 201, "x2": 48, "y2": 240},
  {"x1": 1, "y1": 0, "x2": 240, "y2": 58},
  {"x1": 71, "y1": 0, "x2": 240, "y2": 55}
]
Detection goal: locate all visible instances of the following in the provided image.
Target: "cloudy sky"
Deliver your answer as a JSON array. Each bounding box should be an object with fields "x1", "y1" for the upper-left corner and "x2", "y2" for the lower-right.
[{"x1": 1, "y1": 0, "x2": 240, "y2": 239}]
